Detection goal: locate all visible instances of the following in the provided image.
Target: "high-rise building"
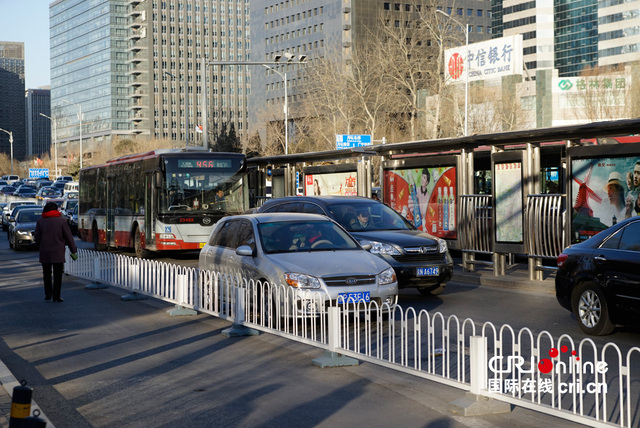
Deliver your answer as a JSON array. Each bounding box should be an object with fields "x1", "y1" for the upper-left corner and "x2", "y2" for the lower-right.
[
  {"x1": 248, "y1": 0, "x2": 492, "y2": 140},
  {"x1": 492, "y1": 0, "x2": 640, "y2": 78},
  {"x1": 25, "y1": 87, "x2": 52, "y2": 158},
  {"x1": 49, "y1": 0, "x2": 251, "y2": 158},
  {"x1": 0, "y1": 41, "x2": 26, "y2": 161}
]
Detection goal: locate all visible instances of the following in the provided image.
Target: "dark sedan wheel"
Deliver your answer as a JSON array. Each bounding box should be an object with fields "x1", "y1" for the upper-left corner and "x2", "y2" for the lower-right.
[{"x1": 571, "y1": 282, "x2": 615, "y2": 336}]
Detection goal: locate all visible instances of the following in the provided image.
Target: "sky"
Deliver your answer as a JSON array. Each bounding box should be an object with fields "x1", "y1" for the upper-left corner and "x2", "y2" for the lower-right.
[{"x1": 0, "y1": 0, "x2": 52, "y2": 89}]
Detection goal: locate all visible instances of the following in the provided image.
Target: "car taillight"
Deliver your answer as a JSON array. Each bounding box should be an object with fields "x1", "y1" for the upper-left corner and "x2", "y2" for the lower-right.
[{"x1": 557, "y1": 253, "x2": 568, "y2": 268}]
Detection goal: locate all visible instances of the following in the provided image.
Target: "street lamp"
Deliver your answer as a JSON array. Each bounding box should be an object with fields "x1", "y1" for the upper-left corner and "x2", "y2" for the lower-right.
[
  {"x1": 165, "y1": 71, "x2": 189, "y2": 146},
  {"x1": 62, "y1": 100, "x2": 84, "y2": 168},
  {"x1": 263, "y1": 64, "x2": 288, "y2": 155},
  {"x1": 200, "y1": 55, "x2": 307, "y2": 154},
  {"x1": 437, "y1": 9, "x2": 469, "y2": 136},
  {"x1": 40, "y1": 113, "x2": 58, "y2": 178},
  {"x1": 0, "y1": 127, "x2": 13, "y2": 174}
]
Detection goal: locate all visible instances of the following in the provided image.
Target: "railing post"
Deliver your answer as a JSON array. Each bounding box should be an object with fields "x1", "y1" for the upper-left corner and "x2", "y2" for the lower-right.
[
  {"x1": 449, "y1": 335, "x2": 510, "y2": 416},
  {"x1": 312, "y1": 306, "x2": 358, "y2": 368},
  {"x1": 469, "y1": 336, "x2": 487, "y2": 395},
  {"x1": 222, "y1": 283, "x2": 259, "y2": 337},
  {"x1": 167, "y1": 273, "x2": 197, "y2": 316},
  {"x1": 85, "y1": 255, "x2": 108, "y2": 289},
  {"x1": 121, "y1": 259, "x2": 147, "y2": 301}
]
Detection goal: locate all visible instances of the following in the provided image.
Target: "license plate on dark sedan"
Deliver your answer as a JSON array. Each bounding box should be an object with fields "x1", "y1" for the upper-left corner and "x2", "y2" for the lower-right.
[
  {"x1": 337, "y1": 291, "x2": 370, "y2": 303},
  {"x1": 417, "y1": 267, "x2": 439, "y2": 276}
]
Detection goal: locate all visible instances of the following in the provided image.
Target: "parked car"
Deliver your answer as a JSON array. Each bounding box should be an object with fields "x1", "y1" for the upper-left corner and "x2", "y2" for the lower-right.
[
  {"x1": 199, "y1": 213, "x2": 398, "y2": 316},
  {"x1": 8, "y1": 206, "x2": 43, "y2": 250},
  {"x1": 36, "y1": 186, "x2": 63, "y2": 200},
  {"x1": 257, "y1": 196, "x2": 453, "y2": 296},
  {"x1": 2, "y1": 201, "x2": 37, "y2": 231},
  {"x1": 12, "y1": 185, "x2": 37, "y2": 198},
  {"x1": 556, "y1": 216, "x2": 640, "y2": 335}
]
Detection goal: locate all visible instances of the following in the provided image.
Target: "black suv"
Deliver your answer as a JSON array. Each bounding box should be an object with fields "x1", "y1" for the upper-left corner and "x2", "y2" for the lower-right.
[{"x1": 258, "y1": 196, "x2": 453, "y2": 296}]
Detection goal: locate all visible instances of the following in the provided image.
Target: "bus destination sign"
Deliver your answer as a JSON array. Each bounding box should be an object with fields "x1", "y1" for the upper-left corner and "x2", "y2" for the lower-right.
[{"x1": 178, "y1": 159, "x2": 232, "y2": 169}]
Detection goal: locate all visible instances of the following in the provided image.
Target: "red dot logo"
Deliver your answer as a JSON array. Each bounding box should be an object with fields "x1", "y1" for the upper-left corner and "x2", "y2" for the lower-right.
[
  {"x1": 448, "y1": 53, "x2": 464, "y2": 80},
  {"x1": 538, "y1": 358, "x2": 553, "y2": 373}
]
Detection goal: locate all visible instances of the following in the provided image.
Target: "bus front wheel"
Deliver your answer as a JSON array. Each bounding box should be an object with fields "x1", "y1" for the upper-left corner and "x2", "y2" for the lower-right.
[{"x1": 134, "y1": 226, "x2": 150, "y2": 259}]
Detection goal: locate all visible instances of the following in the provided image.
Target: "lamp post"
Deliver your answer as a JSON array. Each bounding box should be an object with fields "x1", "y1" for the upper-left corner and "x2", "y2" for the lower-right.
[
  {"x1": 62, "y1": 100, "x2": 84, "y2": 168},
  {"x1": 437, "y1": 9, "x2": 469, "y2": 136},
  {"x1": 201, "y1": 54, "x2": 306, "y2": 154},
  {"x1": 165, "y1": 71, "x2": 189, "y2": 146},
  {"x1": 0, "y1": 128, "x2": 13, "y2": 174},
  {"x1": 40, "y1": 113, "x2": 58, "y2": 178},
  {"x1": 263, "y1": 64, "x2": 288, "y2": 155}
]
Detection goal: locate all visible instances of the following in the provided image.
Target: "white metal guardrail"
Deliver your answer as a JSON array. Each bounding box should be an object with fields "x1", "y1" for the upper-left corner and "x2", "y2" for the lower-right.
[{"x1": 66, "y1": 249, "x2": 640, "y2": 427}]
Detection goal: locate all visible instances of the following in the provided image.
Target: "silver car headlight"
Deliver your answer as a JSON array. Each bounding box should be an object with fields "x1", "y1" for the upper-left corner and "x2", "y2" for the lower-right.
[
  {"x1": 378, "y1": 267, "x2": 397, "y2": 285},
  {"x1": 17, "y1": 230, "x2": 30, "y2": 236},
  {"x1": 368, "y1": 240, "x2": 401, "y2": 256},
  {"x1": 285, "y1": 272, "x2": 322, "y2": 289},
  {"x1": 438, "y1": 238, "x2": 448, "y2": 253}
]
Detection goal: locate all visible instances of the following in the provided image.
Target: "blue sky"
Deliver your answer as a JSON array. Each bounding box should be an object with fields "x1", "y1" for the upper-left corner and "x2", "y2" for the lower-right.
[{"x1": 0, "y1": 0, "x2": 51, "y2": 88}]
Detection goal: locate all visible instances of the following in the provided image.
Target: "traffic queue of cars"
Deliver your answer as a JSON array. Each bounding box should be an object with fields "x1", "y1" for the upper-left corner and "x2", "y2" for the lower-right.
[{"x1": 1, "y1": 175, "x2": 78, "y2": 251}]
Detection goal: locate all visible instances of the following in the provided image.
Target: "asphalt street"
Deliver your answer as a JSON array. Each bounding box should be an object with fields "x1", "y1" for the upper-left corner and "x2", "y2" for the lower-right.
[{"x1": 0, "y1": 233, "x2": 601, "y2": 427}]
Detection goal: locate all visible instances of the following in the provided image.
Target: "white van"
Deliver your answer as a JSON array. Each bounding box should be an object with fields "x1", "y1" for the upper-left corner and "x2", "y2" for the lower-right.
[{"x1": 64, "y1": 181, "x2": 79, "y2": 197}]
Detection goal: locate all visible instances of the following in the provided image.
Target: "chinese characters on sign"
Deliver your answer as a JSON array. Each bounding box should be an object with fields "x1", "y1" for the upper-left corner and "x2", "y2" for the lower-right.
[{"x1": 444, "y1": 35, "x2": 523, "y2": 84}]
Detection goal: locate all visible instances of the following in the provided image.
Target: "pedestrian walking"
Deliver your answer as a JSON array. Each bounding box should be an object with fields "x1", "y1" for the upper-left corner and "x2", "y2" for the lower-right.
[{"x1": 34, "y1": 201, "x2": 78, "y2": 302}]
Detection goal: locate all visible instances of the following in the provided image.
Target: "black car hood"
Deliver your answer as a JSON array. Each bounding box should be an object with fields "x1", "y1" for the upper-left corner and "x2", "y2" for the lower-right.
[{"x1": 350, "y1": 229, "x2": 438, "y2": 246}]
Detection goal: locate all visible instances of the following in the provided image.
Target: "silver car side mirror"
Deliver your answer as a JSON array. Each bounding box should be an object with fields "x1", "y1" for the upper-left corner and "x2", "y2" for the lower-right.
[
  {"x1": 359, "y1": 240, "x2": 372, "y2": 251},
  {"x1": 236, "y1": 245, "x2": 255, "y2": 257}
]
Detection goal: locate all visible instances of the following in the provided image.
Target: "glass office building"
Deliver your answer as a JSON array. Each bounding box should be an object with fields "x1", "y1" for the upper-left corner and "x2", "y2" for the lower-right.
[{"x1": 0, "y1": 41, "x2": 26, "y2": 160}]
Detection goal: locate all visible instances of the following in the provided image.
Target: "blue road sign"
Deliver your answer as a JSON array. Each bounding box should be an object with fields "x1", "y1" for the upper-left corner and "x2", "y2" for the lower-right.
[
  {"x1": 29, "y1": 168, "x2": 49, "y2": 179},
  {"x1": 336, "y1": 134, "x2": 372, "y2": 150}
]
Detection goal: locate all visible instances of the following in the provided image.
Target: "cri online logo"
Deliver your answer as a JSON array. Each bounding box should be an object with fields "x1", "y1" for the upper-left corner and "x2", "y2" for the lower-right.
[
  {"x1": 489, "y1": 345, "x2": 608, "y2": 375},
  {"x1": 538, "y1": 345, "x2": 578, "y2": 373}
]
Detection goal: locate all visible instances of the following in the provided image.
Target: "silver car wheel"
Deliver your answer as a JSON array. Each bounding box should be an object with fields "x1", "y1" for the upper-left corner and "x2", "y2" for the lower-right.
[{"x1": 578, "y1": 289, "x2": 601, "y2": 328}]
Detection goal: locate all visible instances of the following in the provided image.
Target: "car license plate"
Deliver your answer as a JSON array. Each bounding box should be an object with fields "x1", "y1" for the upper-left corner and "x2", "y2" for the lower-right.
[
  {"x1": 338, "y1": 291, "x2": 370, "y2": 303},
  {"x1": 417, "y1": 267, "x2": 439, "y2": 276}
]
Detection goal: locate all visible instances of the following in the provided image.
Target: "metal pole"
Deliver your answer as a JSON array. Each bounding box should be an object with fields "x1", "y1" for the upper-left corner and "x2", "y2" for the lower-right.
[
  {"x1": 185, "y1": 76, "x2": 189, "y2": 146},
  {"x1": 436, "y1": 10, "x2": 469, "y2": 136},
  {"x1": 78, "y1": 106, "x2": 83, "y2": 169},
  {"x1": 39, "y1": 113, "x2": 58, "y2": 177},
  {"x1": 284, "y1": 72, "x2": 288, "y2": 155},
  {"x1": 201, "y1": 57, "x2": 208, "y2": 149},
  {"x1": 0, "y1": 128, "x2": 13, "y2": 174}
]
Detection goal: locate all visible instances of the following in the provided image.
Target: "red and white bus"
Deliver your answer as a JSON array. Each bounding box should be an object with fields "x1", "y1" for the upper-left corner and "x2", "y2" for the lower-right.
[{"x1": 78, "y1": 148, "x2": 247, "y2": 257}]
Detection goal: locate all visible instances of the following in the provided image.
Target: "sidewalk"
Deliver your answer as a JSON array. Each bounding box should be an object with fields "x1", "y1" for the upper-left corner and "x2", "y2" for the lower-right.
[{"x1": 0, "y1": 262, "x2": 565, "y2": 428}]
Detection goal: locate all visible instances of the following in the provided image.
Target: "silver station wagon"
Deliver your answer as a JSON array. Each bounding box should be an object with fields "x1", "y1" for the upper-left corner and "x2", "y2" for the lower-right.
[{"x1": 199, "y1": 213, "x2": 398, "y2": 316}]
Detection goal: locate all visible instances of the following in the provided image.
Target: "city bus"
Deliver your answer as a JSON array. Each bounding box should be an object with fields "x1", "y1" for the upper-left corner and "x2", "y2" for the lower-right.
[{"x1": 78, "y1": 147, "x2": 247, "y2": 257}]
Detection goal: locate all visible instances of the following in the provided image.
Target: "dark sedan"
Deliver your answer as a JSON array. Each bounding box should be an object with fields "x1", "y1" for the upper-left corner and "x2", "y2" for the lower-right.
[
  {"x1": 12, "y1": 185, "x2": 37, "y2": 198},
  {"x1": 556, "y1": 216, "x2": 640, "y2": 335},
  {"x1": 0, "y1": 185, "x2": 16, "y2": 195},
  {"x1": 8, "y1": 207, "x2": 43, "y2": 250},
  {"x1": 257, "y1": 196, "x2": 453, "y2": 296}
]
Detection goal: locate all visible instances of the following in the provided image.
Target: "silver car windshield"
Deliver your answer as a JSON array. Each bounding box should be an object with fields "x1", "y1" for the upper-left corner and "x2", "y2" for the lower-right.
[
  {"x1": 258, "y1": 220, "x2": 359, "y2": 254},
  {"x1": 328, "y1": 202, "x2": 414, "y2": 232}
]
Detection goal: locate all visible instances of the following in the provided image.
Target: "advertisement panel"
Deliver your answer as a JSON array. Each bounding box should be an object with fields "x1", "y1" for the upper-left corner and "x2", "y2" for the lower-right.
[
  {"x1": 444, "y1": 34, "x2": 523, "y2": 84},
  {"x1": 383, "y1": 166, "x2": 457, "y2": 239},
  {"x1": 571, "y1": 156, "x2": 640, "y2": 242},
  {"x1": 494, "y1": 162, "x2": 523, "y2": 243},
  {"x1": 304, "y1": 172, "x2": 358, "y2": 196}
]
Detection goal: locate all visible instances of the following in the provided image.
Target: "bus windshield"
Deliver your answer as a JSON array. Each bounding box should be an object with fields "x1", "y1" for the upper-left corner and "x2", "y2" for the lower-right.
[{"x1": 160, "y1": 156, "x2": 245, "y2": 214}]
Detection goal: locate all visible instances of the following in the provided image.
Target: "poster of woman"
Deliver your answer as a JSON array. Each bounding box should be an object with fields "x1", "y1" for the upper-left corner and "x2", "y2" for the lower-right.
[
  {"x1": 571, "y1": 157, "x2": 640, "y2": 242},
  {"x1": 384, "y1": 166, "x2": 457, "y2": 239}
]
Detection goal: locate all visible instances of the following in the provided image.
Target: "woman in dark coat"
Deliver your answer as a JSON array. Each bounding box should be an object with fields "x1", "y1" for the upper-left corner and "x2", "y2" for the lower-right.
[{"x1": 35, "y1": 202, "x2": 78, "y2": 302}]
